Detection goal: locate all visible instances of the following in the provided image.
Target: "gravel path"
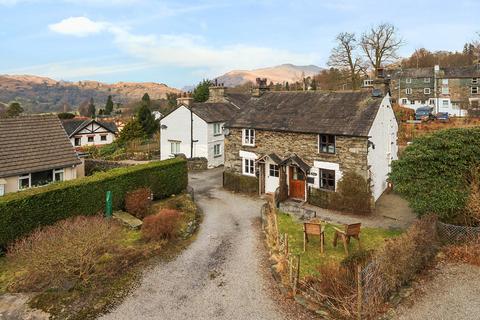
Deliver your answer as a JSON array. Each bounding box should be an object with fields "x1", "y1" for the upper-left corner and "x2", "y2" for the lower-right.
[
  {"x1": 394, "y1": 263, "x2": 480, "y2": 320},
  {"x1": 100, "y1": 168, "x2": 286, "y2": 320}
]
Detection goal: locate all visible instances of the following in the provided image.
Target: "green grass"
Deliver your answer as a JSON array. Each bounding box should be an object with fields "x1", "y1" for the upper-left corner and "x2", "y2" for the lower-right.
[{"x1": 277, "y1": 212, "x2": 402, "y2": 277}]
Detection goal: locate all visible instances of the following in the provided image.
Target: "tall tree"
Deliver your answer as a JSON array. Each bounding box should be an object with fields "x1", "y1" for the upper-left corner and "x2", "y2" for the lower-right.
[
  {"x1": 87, "y1": 97, "x2": 96, "y2": 118},
  {"x1": 105, "y1": 95, "x2": 114, "y2": 115},
  {"x1": 136, "y1": 103, "x2": 158, "y2": 137},
  {"x1": 141, "y1": 93, "x2": 151, "y2": 108},
  {"x1": 6, "y1": 102, "x2": 23, "y2": 118},
  {"x1": 328, "y1": 32, "x2": 365, "y2": 90},
  {"x1": 192, "y1": 79, "x2": 212, "y2": 102},
  {"x1": 117, "y1": 119, "x2": 146, "y2": 145},
  {"x1": 360, "y1": 23, "x2": 403, "y2": 70}
]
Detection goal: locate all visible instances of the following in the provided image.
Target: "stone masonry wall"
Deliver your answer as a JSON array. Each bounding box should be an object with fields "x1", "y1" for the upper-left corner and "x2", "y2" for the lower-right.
[{"x1": 224, "y1": 128, "x2": 369, "y2": 179}]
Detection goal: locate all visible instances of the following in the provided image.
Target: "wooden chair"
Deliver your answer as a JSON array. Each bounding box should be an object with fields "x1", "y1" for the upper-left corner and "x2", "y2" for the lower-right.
[
  {"x1": 303, "y1": 222, "x2": 325, "y2": 253},
  {"x1": 333, "y1": 223, "x2": 361, "y2": 255}
]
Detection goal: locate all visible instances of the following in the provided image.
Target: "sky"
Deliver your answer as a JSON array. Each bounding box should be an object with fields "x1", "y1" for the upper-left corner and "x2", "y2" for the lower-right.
[{"x1": 0, "y1": 0, "x2": 479, "y2": 88}]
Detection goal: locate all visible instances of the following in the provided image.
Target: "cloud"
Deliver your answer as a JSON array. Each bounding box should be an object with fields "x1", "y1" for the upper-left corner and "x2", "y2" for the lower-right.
[{"x1": 49, "y1": 17, "x2": 106, "y2": 37}]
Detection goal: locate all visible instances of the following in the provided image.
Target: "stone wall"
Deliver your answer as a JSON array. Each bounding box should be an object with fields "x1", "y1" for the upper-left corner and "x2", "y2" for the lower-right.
[
  {"x1": 224, "y1": 128, "x2": 369, "y2": 179},
  {"x1": 187, "y1": 157, "x2": 208, "y2": 171},
  {"x1": 84, "y1": 159, "x2": 131, "y2": 176}
]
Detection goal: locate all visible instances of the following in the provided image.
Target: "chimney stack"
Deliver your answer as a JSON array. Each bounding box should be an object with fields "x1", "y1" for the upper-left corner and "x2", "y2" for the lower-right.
[
  {"x1": 251, "y1": 78, "x2": 270, "y2": 97},
  {"x1": 207, "y1": 82, "x2": 227, "y2": 103},
  {"x1": 176, "y1": 92, "x2": 193, "y2": 106}
]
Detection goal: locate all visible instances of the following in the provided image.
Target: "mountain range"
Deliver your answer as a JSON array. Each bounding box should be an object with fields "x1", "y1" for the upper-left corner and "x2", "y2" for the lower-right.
[{"x1": 214, "y1": 64, "x2": 322, "y2": 87}]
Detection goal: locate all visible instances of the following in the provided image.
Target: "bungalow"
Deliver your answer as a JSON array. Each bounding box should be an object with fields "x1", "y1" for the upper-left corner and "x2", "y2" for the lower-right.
[
  {"x1": 61, "y1": 118, "x2": 118, "y2": 148},
  {"x1": 160, "y1": 85, "x2": 250, "y2": 167},
  {"x1": 0, "y1": 115, "x2": 82, "y2": 196},
  {"x1": 224, "y1": 89, "x2": 398, "y2": 208}
]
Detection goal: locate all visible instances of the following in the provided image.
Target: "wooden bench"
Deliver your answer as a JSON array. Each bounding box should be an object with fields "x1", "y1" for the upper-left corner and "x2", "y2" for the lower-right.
[
  {"x1": 333, "y1": 223, "x2": 361, "y2": 255},
  {"x1": 303, "y1": 222, "x2": 325, "y2": 253}
]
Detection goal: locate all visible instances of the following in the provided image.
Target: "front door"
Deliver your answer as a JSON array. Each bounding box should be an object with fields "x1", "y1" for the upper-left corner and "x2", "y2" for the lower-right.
[{"x1": 289, "y1": 166, "x2": 306, "y2": 200}]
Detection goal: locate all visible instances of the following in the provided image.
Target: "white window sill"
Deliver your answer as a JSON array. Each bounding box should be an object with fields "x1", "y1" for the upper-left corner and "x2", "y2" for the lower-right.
[
  {"x1": 242, "y1": 143, "x2": 255, "y2": 147},
  {"x1": 242, "y1": 172, "x2": 256, "y2": 177}
]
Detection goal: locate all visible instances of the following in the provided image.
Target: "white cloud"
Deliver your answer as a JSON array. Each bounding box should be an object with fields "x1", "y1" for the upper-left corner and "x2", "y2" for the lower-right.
[{"x1": 49, "y1": 17, "x2": 106, "y2": 37}]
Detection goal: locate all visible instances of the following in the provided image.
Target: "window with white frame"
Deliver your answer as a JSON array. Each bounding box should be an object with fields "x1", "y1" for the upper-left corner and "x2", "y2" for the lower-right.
[
  {"x1": 405, "y1": 88, "x2": 412, "y2": 95},
  {"x1": 442, "y1": 100, "x2": 449, "y2": 108},
  {"x1": 363, "y1": 79, "x2": 373, "y2": 87},
  {"x1": 269, "y1": 164, "x2": 279, "y2": 177},
  {"x1": 442, "y1": 87, "x2": 449, "y2": 94},
  {"x1": 424, "y1": 88, "x2": 431, "y2": 94},
  {"x1": 213, "y1": 123, "x2": 222, "y2": 135},
  {"x1": 442, "y1": 79, "x2": 449, "y2": 85},
  {"x1": 472, "y1": 87, "x2": 479, "y2": 94},
  {"x1": 170, "y1": 141, "x2": 181, "y2": 154},
  {"x1": 18, "y1": 174, "x2": 30, "y2": 190},
  {"x1": 242, "y1": 158, "x2": 255, "y2": 176},
  {"x1": 401, "y1": 98, "x2": 408, "y2": 105},
  {"x1": 429, "y1": 99, "x2": 436, "y2": 106},
  {"x1": 242, "y1": 129, "x2": 255, "y2": 146},
  {"x1": 0, "y1": 183, "x2": 4, "y2": 196},
  {"x1": 74, "y1": 137, "x2": 81, "y2": 146},
  {"x1": 406, "y1": 78, "x2": 412, "y2": 84},
  {"x1": 213, "y1": 144, "x2": 221, "y2": 157},
  {"x1": 319, "y1": 169, "x2": 335, "y2": 191},
  {"x1": 100, "y1": 135, "x2": 107, "y2": 141},
  {"x1": 54, "y1": 169, "x2": 64, "y2": 182},
  {"x1": 424, "y1": 77, "x2": 430, "y2": 83},
  {"x1": 473, "y1": 78, "x2": 479, "y2": 84}
]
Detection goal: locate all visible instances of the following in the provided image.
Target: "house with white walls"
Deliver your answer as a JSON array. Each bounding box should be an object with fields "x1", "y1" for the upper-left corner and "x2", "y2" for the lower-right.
[
  {"x1": 61, "y1": 118, "x2": 118, "y2": 148},
  {"x1": 159, "y1": 85, "x2": 250, "y2": 167},
  {"x1": 223, "y1": 89, "x2": 398, "y2": 209}
]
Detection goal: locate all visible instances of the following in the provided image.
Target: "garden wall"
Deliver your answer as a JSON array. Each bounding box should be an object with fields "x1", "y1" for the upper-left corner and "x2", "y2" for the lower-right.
[
  {"x1": 0, "y1": 158, "x2": 188, "y2": 248},
  {"x1": 223, "y1": 171, "x2": 258, "y2": 194},
  {"x1": 187, "y1": 157, "x2": 208, "y2": 171}
]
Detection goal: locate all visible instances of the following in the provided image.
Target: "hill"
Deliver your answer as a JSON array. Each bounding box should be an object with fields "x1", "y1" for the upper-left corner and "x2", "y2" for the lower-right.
[
  {"x1": 0, "y1": 75, "x2": 180, "y2": 113},
  {"x1": 215, "y1": 64, "x2": 323, "y2": 87}
]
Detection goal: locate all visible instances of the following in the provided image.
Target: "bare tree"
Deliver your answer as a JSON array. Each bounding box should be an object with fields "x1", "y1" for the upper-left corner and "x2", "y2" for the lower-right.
[
  {"x1": 360, "y1": 23, "x2": 403, "y2": 71},
  {"x1": 328, "y1": 32, "x2": 365, "y2": 90}
]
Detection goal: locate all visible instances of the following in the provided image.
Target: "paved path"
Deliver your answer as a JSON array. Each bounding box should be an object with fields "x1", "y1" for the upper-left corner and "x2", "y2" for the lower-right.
[
  {"x1": 393, "y1": 263, "x2": 480, "y2": 320},
  {"x1": 101, "y1": 168, "x2": 285, "y2": 320}
]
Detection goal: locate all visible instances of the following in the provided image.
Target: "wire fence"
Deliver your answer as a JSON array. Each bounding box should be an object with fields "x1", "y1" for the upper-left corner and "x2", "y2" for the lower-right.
[{"x1": 437, "y1": 221, "x2": 480, "y2": 244}]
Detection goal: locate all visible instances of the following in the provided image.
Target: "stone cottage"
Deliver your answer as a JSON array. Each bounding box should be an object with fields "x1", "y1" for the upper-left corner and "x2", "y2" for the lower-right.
[{"x1": 223, "y1": 90, "x2": 398, "y2": 209}]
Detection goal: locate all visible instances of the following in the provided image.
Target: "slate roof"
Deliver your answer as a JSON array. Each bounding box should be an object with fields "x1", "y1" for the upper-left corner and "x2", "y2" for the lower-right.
[
  {"x1": 226, "y1": 91, "x2": 382, "y2": 137},
  {"x1": 61, "y1": 119, "x2": 118, "y2": 137},
  {"x1": 0, "y1": 115, "x2": 81, "y2": 178},
  {"x1": 390, "y1": 67, "x2": 434, "y2": 79},
  {"x1": 443, "y1": 65, "x2": 480, "y2": 78},
  {"x1": 188, "y1": 93, "x2": 251, "y2": 123},
  {"x1": 390, "y1": 65, "x2": 480, "y2": 79}
]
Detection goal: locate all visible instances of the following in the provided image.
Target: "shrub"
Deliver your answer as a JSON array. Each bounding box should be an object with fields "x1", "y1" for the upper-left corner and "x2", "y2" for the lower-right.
[
  {"x1": 330, "y1": 171, "x2": 373, "y2": 214},
  {"x1": 6, "y1": 216, "x2": 136, "y2": 291},
  {"x1": 223, "y1": 171, "x2": 258, "y2": 194},
  {"x1": 0, "y1": 158, "x2": 187, "y2": 248},
  {"x1": 444, "y1": 236, "x2": 480, "y2": 266},
  {"x1": 464, "y1": 167, "x2": 480, "y2": 226},
  {"x1": 125, "y1": 187, "x2": 152, "y2": 218},
  {"x1": 141, "y1": 209, "x2": 182, "y2": 241},
  {"x1": 390, "y1": 128, "x2": 480, "y2": 223}
]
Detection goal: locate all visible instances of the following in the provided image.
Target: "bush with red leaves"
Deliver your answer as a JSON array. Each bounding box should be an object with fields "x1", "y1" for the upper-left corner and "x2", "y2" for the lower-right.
[
  {"x1": 141, "y1": 209, "x2": 182, "y2": 241},
  {"x1": 125, "y1": 187, "x2": 152, "y2": 218}
]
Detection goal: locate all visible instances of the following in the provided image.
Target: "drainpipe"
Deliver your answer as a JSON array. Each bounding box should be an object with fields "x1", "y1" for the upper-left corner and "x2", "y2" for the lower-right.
[{"x1": 190, "y1": 106, "x2": 193, "y2": 158}]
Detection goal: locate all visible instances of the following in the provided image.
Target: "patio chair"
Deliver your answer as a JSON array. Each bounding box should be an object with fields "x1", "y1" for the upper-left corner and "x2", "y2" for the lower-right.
[
  {"x1": 333, "y1": 223, "x2": 361, "y2": 255},
  {"x1": 303, "y1": 222, "x2": 325, "y2": 253}
]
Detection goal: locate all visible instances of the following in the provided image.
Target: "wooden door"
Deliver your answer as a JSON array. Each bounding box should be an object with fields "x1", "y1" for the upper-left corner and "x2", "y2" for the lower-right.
[{"x1": 289, "y1": 166, "x2": 306, "y2": 200}]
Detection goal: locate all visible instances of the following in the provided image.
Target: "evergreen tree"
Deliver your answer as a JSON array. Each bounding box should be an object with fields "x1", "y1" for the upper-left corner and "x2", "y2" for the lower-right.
[
  {"x1": 87, "y1": 98, "x2": 96, "y2": 118},
  {"x1": 311, "y1": 78, "x2": 317, "y2": 91},
  {"x1": 192, "y1": 79, "x2": 212, "y2": 102},
  {"x1": 141, "y1": 93, "x2": 151, "y2": 108},
  {"x1": 105, "y1": 95, "x2": 114, "y2": 115},
  {"x1": 6, "y1": 102, "x2": 23, "y2": 118},
  {"x1": 285, "y1": 82, "x2": 290, "y2": 91},
  {"x1": 117, "y1": 119, "x2": 146, "y2": 145},
  {"x1": 136, "y1": 103, "x2": 158, "y2": 137}
]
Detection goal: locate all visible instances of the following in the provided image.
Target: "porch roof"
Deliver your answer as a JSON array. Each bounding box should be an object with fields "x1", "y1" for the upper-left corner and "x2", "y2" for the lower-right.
[
  {"x1": 279, "y1": 154, "x2": 310, "y2": 173},
  {"x1": 256, "y1": 153, "x2": 282, "y2": 165}
]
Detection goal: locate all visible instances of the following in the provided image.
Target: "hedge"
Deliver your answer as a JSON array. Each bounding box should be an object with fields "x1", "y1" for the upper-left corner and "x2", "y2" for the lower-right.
[
  {"x1": 390, "y1": 128, "x2": 480, "y2": 223},
  {"x1": 0, "y1": 158, "x2": 187, "y2": 248},
  {"x1": 223, "y1": 171, "x2": 258, "y2": 194}
]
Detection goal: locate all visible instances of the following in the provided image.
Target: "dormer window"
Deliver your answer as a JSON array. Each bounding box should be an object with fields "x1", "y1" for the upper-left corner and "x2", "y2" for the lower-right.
[
  {"x1": 242, "y1": 129, "x2": 255, "y2": 146},
  {"x1": 319, "y1": 134, "x2": 335, "y2": 154}
]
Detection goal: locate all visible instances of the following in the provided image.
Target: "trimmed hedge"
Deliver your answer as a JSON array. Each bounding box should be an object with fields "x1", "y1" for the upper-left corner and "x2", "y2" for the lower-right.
[
  {"x1": 223, "y1": 171, "x2": 258, "y2": 194},
  {"x1": 0, "y1": 158, "x2": 187, "y2": 248}
]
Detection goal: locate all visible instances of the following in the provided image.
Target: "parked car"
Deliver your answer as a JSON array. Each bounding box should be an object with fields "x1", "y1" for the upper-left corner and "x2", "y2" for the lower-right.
[
  {"x1": 415, "y1": 107, "x2": 434, "y2": 121},
  {"x1": 435, "y1": 112, "x2": 449, "y2": 122}
]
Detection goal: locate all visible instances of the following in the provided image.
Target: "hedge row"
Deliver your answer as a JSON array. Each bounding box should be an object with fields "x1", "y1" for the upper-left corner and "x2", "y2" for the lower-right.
[
  {"x1": 223, "y1": 171, "x2": 258, "y2": 194},
  {"x1": 0, "y1": 158, "x2": 187, "y2": 248}
]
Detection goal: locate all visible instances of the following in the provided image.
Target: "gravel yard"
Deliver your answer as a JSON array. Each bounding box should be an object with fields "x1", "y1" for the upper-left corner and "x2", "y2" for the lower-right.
[
  {"x1": 100, "y1": 168, "x2": 289, "y2": 320},
  {"x1": 393, "y1": 263, "x2": 480, "y2": 320}
]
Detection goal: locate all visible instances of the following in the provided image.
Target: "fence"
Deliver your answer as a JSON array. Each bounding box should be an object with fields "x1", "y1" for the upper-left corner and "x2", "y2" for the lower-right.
[{"x1": 437, "y1": 221, "x2": 480, "y2": 244}]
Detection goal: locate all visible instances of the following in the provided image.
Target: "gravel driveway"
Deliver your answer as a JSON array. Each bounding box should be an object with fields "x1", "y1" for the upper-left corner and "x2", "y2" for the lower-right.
[
  {"x1": 394, "y1": 263, "x2": 480, "y2": 320},
  {"x1": 101, "y1": 168, "x2": 285, "y2": 320}
]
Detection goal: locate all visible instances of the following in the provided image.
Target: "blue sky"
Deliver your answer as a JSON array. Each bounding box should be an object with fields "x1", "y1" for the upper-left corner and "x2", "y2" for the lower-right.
[{"x1": 1, "y1": 0, "x2": 479, "y2": 88}]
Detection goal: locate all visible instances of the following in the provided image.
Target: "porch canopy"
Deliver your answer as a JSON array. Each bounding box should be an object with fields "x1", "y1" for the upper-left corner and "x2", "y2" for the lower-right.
[
  {"x1": 255, "y1": 153, "x2": 282, "y2": 165},
  {"x1": 279, "y1": 154, "x2": 311, "y2": 173}
]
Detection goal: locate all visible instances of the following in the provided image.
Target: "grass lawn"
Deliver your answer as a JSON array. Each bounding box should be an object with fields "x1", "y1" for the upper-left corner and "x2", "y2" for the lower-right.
[
  {"x1": 277, "y1": 212, "x2": 402, "y2": 278},
  {"x1": 0, "y1": 193, "x2": 199, "y2": 320}
]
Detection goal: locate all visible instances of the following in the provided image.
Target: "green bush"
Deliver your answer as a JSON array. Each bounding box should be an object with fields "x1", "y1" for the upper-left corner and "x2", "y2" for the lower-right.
[
  {"x1": 223, "y1": 171, "x2": 258, "y2": 194},
  {"x1": 390, "y1": 128, "x2": 480, "y2": 223},
  {"x1": 0, "y1": 159, "x2": 187, "y2": 248}
]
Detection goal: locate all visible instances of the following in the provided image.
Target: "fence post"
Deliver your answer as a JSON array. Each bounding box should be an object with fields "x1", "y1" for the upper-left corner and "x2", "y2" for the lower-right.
[
  {"x1": 293, "y1": 254, "x2": 300, "y2": 296},
  {"x1": 357, "y1": 264, "x2": 362, "y2": 320},
  {"x1": 285, "y1": 233, "x2": 289, "y2": 256},
  {"x1": 289, "y1": 255, "x2": 293, "y2": 284}
]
